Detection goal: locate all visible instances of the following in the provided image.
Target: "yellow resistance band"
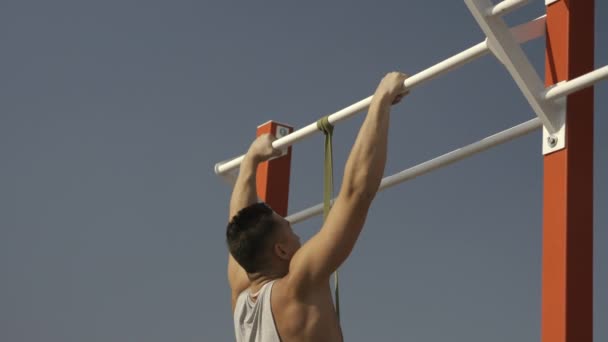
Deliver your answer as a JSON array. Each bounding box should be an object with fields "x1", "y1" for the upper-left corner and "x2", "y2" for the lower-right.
[{"x1": 316, "y1": 116, "x2": 340, "y2": 321}]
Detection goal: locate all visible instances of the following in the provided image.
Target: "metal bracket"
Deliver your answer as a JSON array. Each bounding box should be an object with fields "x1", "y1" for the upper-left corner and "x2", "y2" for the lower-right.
[
  {"x1": 465, "y1": 0, "x2": 566, "y2": 154},
  {"x1": 542, "y1": 96, "x2": 566, "y2": 155},
  {"x1": 510, "y1": 15, "x2": 546, "y2": 45},
  {"x1": 276, "y1": 124, "x2": 290, "y2": 156}
]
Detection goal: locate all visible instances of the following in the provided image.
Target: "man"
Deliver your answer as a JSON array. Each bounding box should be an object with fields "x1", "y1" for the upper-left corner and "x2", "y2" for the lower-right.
[{"x1": 226, "y1": 72, "x2": 409, "y2": 341}]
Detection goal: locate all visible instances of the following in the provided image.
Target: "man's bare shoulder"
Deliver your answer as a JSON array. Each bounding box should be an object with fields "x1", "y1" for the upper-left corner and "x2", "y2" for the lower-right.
[
  {"x1": 272, "y1": 275, "x2": 297, "y2": 299},
  {"x1": 272, "y1": 273, "x2": 323, "y2": 300},
  {"x1": 272, "y1": 273, "x2": 334, "y2": 308},
  {"x1": 271, "y1": 275, "x2": 342, "y2": 342}
]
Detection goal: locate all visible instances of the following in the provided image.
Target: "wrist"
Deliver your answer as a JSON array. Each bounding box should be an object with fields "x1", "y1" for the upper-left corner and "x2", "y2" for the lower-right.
[
  {"x1": 372, "y1": 91, "x2": 393, "y2": 106},
  {"x1": 244, "y1": 152, "x2": 262, "y2": 165}
]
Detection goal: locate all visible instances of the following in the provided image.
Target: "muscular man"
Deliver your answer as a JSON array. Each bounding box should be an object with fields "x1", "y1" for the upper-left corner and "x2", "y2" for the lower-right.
[{"x1": 226, "y1": 72, "x2": 409, "y2": 341}]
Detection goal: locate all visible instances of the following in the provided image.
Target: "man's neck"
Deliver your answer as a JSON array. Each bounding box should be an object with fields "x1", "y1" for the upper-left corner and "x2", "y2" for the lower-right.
[{"x1": 248, "y1": 268, "x2": 286, "y2": 290}]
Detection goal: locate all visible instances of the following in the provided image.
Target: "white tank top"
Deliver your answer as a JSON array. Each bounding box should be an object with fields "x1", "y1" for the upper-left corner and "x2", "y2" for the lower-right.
[{"x1": 233, "y1": 281, "x2": 281, "y2": 342}]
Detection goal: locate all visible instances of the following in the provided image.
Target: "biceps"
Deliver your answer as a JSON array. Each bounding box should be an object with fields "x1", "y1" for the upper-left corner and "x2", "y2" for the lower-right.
[{"x1": 289, "y1": 194, "x2": 371, "y2": 285}]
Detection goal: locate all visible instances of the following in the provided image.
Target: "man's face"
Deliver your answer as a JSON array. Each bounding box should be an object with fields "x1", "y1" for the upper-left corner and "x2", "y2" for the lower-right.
[{"x1": 272, "y1": 212, "x2": 301, "y2": 259}]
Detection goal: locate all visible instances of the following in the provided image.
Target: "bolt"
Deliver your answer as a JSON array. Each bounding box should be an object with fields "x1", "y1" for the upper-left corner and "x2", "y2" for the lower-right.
[{"x1": 547, "y1": 135, "x2": 558, "y2": 148}]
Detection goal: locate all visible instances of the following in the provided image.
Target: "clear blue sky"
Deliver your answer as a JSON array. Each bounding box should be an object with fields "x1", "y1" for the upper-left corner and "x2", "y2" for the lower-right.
[{"x1": 1, "y1": 1, "x2": 606, "y2": 341}]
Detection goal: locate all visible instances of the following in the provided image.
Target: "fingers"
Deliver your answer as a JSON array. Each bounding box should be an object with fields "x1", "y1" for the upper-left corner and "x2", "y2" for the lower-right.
[
  {"x1": 249, "y1": 133, "x2": 284, "y2": 162},
  {"x1": 384, "y1": 71, "x2": 409, "y2": 93},
  {"x1": 260, "y1": 133, "x2": 276, "y2": 141},
  {"x1": 257, "y1": 133, "x2": 278, "y2": 149},
  {"x1": 392, "y1": 94, "x2": 404, "y2": 105},
  {"x1": 395, "y1": 72, "x2": 409, "y2": 93},
  {"x1": 385, "y1": 71, "x2": 410, "y2": 105},
  {"x1": 271, "y1": 147, "x2": 284, "y2": 158},
  {"x1": 260, "y1": 133, "x2": 281, "y2": 155},
  {"x1": 392, "y1": 92, "x2": 409, "y2": 105}
]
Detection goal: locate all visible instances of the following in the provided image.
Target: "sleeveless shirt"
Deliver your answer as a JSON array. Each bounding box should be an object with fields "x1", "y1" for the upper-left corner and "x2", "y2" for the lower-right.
[{"x1": 233, "y1": 281, "x2": 281, "y2": 342}]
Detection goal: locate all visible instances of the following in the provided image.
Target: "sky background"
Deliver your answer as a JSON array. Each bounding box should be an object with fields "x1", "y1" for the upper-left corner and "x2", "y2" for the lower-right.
[{"x1": 1, "y1": 0, "x2": 606, "y2": 341}]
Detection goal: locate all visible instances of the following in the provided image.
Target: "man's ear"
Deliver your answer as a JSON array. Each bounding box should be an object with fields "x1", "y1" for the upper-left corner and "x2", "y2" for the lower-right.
[{"x1": 274, "y1": 243, "x2": 290, "y2": 261}]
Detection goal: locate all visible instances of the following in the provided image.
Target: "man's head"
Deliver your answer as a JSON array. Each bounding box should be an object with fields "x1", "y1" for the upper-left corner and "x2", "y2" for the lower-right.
[{"x1": 226, "y1": 203, "x2": 301, "y2": 274}]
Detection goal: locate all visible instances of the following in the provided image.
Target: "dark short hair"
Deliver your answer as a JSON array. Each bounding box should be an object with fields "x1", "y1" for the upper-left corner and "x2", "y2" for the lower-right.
[{"x1": 226, "y1": 203, "x2": 278, "y2": 273}]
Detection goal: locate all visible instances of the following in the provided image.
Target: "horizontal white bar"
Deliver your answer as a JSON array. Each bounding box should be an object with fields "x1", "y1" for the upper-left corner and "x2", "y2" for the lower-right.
[
  {"x1": 214, "y1": 43, "x2": 488, "y2": 175},
  {"x1": 543, "y1": 65, "x2": 608, "y2": 101},
  {"x1": 511, "y1": 15, "x2": 546, "y2": 44},
  {"x1": 486, "y1": 0, "x2": 529, "y2": 17},
  {"x1": 286, "y1": 118, "x2": 542, "y2": 224},
  {"x1": 215, "y1": 17, "x2": 546, "y2": 176}
]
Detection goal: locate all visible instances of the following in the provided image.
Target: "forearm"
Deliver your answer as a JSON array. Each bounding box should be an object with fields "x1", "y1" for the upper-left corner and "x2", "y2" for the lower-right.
[
  {"x1": 229, "y1": 155, "x2": 260, "y2": 219},
  {"x1": 341, "y1": 93, "x2": 392, "y2": 198}
]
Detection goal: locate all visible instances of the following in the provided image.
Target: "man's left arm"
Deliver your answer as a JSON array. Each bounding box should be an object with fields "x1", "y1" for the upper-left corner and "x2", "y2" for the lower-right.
[{"x1": 227, "y1": 134, "x2": 281, "y2": 307}]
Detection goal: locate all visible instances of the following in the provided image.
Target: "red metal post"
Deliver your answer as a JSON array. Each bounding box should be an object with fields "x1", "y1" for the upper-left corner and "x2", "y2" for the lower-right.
[
  {"x1": 256, "y1": 121, "x2": 294, "y2": 217},
  {"x1": 542, "y1": 1, "x2": 594, "y2": 342}
]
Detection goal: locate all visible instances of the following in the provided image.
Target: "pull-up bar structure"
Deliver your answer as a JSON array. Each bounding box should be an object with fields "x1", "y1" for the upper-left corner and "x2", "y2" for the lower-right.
[
  {"x1": 214, "y1": 15, "x2": 547, "y2": 177},
  {"x1": 286, "y1": 117, "x2": 544, "y2": 224},
  {"x1": 215, "y1": 1, "x2": 602, "y2": 341}
]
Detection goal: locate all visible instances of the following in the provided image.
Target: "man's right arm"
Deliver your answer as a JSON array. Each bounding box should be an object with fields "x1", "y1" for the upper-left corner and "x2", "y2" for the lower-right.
[{"x1": 287, "y1": 72, "x2": 409, "y2": 289}]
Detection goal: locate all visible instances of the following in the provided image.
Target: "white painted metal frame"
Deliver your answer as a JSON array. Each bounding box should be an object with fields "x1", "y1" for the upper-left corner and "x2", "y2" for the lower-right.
[
  {"x1": 464, "y1": 0, "x2": 607, "y2": 155},
  {"x1": 486, "y1": 0, "x2": 530, "y2": 17},
  {"x1": 466, "y1": 0, "x2": 566, "y2": 155}
]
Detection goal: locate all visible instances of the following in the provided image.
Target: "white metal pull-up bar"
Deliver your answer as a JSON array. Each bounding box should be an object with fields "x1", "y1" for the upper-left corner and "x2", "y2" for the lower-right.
[
  {"x1": 213, "y1": 15, "x2": 546, "y2": 176},
  {"x1": 543, "y1": 65, "x2": 608, "y2": 101},
  {"x1": 486, "y1": 0, "x2": 530, "y2": 17},
  {"x1": 286, "y1": 117, "x2": 542, "y2": 224}
]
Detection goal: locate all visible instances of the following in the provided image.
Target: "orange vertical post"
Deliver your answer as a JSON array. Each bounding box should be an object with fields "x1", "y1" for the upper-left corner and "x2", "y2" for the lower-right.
[
  {"x1": 542, "y1": 1, "x2": 594, "y2": 342},
  {"x1": 256, "y1": 121, "x2": 294, "y2": 217}
]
